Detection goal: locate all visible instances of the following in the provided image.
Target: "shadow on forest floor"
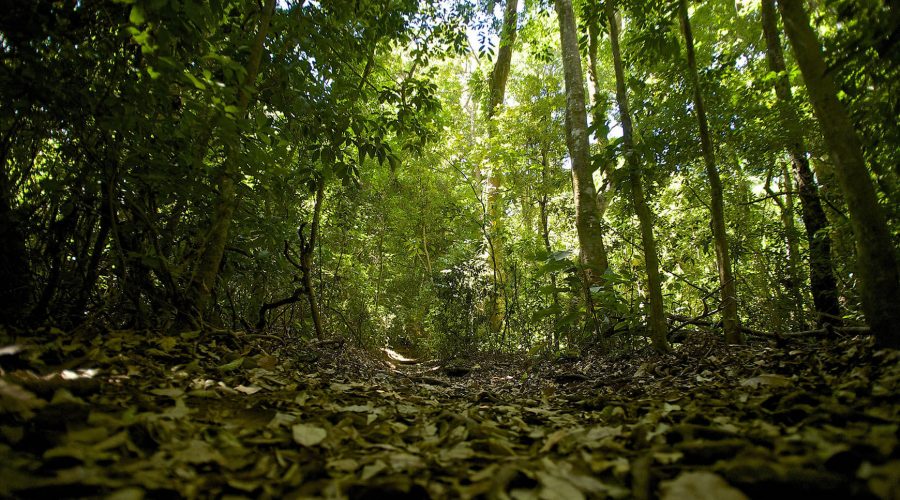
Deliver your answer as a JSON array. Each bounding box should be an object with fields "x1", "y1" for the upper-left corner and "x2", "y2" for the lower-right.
[{"x1": 0, "y1": 326, "x2": 898, "y2": 499}]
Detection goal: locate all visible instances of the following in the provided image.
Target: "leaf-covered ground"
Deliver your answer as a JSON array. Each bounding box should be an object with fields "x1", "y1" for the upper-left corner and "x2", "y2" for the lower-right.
[{"x1": 1, "y1": 328, "x2": 898, "y2": 499}]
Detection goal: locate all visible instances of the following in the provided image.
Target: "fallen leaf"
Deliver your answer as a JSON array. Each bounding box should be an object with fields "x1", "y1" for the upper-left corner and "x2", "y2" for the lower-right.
[
  {"x1": 740, "y1": 373, "x2": 791, "y2": 388},
  {"x1": 327, "y1": 457, "x2": 359, "y2": 472},
  {"x1": 540, "y1": 429, "x2": 570, "y2": 453},
  {"x1": 177, "y1": 439, "x2": 225, "y2": 465},
  {"x1": 653, "y1": 450, "x2": 683, "y2": 465},
  {"x1": 292, "y1": 423, "x2": 327, "y2": 447},
  {"x1": 387, "y1": 452, "x2": 425, "y2": 471},
  {"x1": 268, "y1": 412, "x2": 297, "y2": 429},
  {"x1": 218, "y1": 357, "x2": 244, "y2": 372},
  {"x1": 150, "y1": 387, "x2": 184, "y2": 398},
  {"x1": 537, "y1": 471, "x2": 585, "y2": 500},
  {"x1": 106, "y1": 487, "x2": 145, "y2": 500},
  {"x1": 340, "y1": 404, "x2": 372, "y2": 413},
  {"x1": 360, "y1": 460, "x2": 387, "y2": 480},
  {"x1": 660, "y1": 471, "x2": 748, "y2": 500},
  {"x1": 0, "y1": 345, "x2": 25, "y2": 356},
  {"x1": 256, "y1": 355, "x2": 278, "y2": 370},
  {"x1": 0, "y1": 379, "x2": 45, "y2": 417}
]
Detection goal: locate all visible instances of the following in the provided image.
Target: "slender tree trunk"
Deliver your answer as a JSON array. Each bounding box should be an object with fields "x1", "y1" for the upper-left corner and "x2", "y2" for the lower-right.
[
  {"x1": 778, "y1": 0, "x2": 900, "y2": 347},
  {"x1": 374, "y1": 208, "x2": 385, "y2": 314},
  {"x1": 780, "y1": 162, "x2": 810, "y2": 325},
  {"x1": 555, "y1": 0, "x2": 609, "y2": 286},
  {"x1": 485, "y1": 0, "x2": 519, "y2": 333},
  {"x1": 540, "y1": 148, "x2": 562, "y2": 350},
  {"x1": 779, "y1": 164, "x2": 801, "y2": 290},
  {"x1": 73, "y1": 188, "x2": 111, "y2": 317},
  {"x1": 187, "y1": 0, "x2": 276, "y2": 321},
  {"x1": 678, "y1": 0, "x2": 743, "y2": 344},
  {"x1": 760, "y1": 0, "x2": 841, "y2": 326},
  {"x1": 302, "y1": 182, "x2": 325, "y2": 339},
  {"x1": 32, "y1": 204, "x2": 80, "y2": 322},
  {"x1": 421, "y1": 224, "x2": 433, "y2": 277},
  {"x1": 587, "y1": 20, "x2": 614, "y2": 218},
  {"x1": 487, "y1": 0, "x2": 518, "y2": 117},
  {"x1": 764, "y1": 163, "x2": 806, "y2": 328},
  {"x1": 606, "y1": 4, "x2": 671, "y2": 353}
]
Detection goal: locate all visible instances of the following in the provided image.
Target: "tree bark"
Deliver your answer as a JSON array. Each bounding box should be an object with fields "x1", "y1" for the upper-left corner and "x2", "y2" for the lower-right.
[
  {"x1": 778, "y1": 0, "x2": 900, "y2": 348},
  {"x1": 555, "y1": 0, "x2": 609, "y2": 286},
  {"x1": 587, "y1": 17, "x2": 614, "y2": 220},
  {"x1": 539, "y1": 147, "x2": 562, "y2": 350},
  {"x1": 606, "y1": 4, "x2": 671, "y2": 353},
  {"x1": 764, "y1": 163, "x2": 806, "y2": 328},
  {"x1": 187, "y1": 0, "x2": 276, "y2": 321},
  {"x1": 485, "y1": 0, "x2": 519, "y2": 333},
  {"x1": 760, "y1": 0, "x2": 841, "y2": 326},
  {"x1": 487, "y1": 0, "x2": 518, "y2": 117},
  {"x1": 301, "y1": 182, "x2": 325, "y2": 339},
  {"x1": 678, "y1": 0, "x2": 743, "y2": 344}
]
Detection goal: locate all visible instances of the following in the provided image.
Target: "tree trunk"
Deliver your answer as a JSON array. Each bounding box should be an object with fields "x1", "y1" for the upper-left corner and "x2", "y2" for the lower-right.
[
  {"x1": 678, "y1": 0, "x2": 743, "y2": 344},
  {"x1": 540, "y1": 148, "x2": 562, "y2": 350},
  {"x1": 73, "y1": 184, "x2": 112, "y2": 317},
  {"x1": 485, "y1": 0, "x2": 519, "y2": 333},
  {"x1": 778, "y1": 0, "x2": 900, "y2": 348},
  {"x1": 606, "y1": 4, "x2": 672, "y2": 353},
  {"x1": 555, "y1": 0, "x2": 609, "y2": 286},
  {"x1": 764, "y1": 163, "x2": 806, "y2": 328},
  {"x1": 587, "y1": 18, "x2": 614, "y2": 220},
  {"x1": 760, "y1": 0, "x2": 841, "y2": 326},
  {"x1": 779, "y1": 162, "x2": 808, "y2": 325},
  {"x1": 487, "y1": 0, "x2": 518, "y2": 117},
  {"x1": 187, "y1": 0, "x2": 276, "y2": 321},
  {"x1": 302, "y1": 182, "x2": 325, "y2": 339}
]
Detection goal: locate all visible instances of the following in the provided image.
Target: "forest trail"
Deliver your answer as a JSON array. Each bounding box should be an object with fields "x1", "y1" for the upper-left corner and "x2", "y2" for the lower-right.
[{"x1": 1, "y1": 329, "x2": 898, "y2": 499}]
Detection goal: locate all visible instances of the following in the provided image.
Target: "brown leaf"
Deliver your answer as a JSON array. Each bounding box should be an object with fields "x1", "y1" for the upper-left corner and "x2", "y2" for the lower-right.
[{"x1": 661, "y1": 471, "x2": 748, "y2": 500}]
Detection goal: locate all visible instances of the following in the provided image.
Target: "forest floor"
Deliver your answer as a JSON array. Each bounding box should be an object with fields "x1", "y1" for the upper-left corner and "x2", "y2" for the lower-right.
[{"x1": 0, "y1": 327, "x2": 898, "y2": 499}]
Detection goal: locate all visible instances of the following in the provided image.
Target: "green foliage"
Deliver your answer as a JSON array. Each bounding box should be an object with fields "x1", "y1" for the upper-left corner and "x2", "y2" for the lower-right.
[{"x1": 1, "y1": 0, "x2": 895, "y2": 356}]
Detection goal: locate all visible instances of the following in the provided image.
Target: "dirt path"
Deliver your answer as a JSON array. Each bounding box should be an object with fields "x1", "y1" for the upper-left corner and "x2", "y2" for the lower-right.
[{"x1": 1, "y1": 330, "x2": 898, "y2": 498}]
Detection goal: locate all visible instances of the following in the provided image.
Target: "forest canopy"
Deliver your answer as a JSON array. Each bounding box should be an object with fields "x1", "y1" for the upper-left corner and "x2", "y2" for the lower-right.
[{"x1": 1, "y1": 0, "x2": 898, "y2": 353}]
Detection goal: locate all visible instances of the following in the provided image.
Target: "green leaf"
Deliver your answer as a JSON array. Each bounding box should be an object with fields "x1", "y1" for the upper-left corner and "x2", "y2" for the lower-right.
[
  {"x1": 532, "y1": 304, "x2": 562, "y2": 321},
  {"x1": 185, "y1": 72, "x2": 206, "y2": 90},
  {"x1": 387, "y1": 154, "x2": 401, "y2": 171},
  {"x1": 129, "y1": 5, "x2": 146, "y2": 25},
  {"x1": 217, "y1": 357, "x2": 244, "y2": 372},
  {"x1": 549, "y1": 250, "x2": 573, "y2": 261}
]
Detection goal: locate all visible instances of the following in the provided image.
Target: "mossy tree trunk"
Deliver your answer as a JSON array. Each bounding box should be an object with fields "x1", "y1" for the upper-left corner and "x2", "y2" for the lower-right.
[{"x1": 555, "y1": 0, "x2": 610, "y2": 288}]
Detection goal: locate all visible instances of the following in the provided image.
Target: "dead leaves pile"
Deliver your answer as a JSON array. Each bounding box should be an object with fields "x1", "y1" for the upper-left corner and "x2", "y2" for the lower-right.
[{"x1": 0, "y1": 327, "x2": 898, "y2": 499}]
